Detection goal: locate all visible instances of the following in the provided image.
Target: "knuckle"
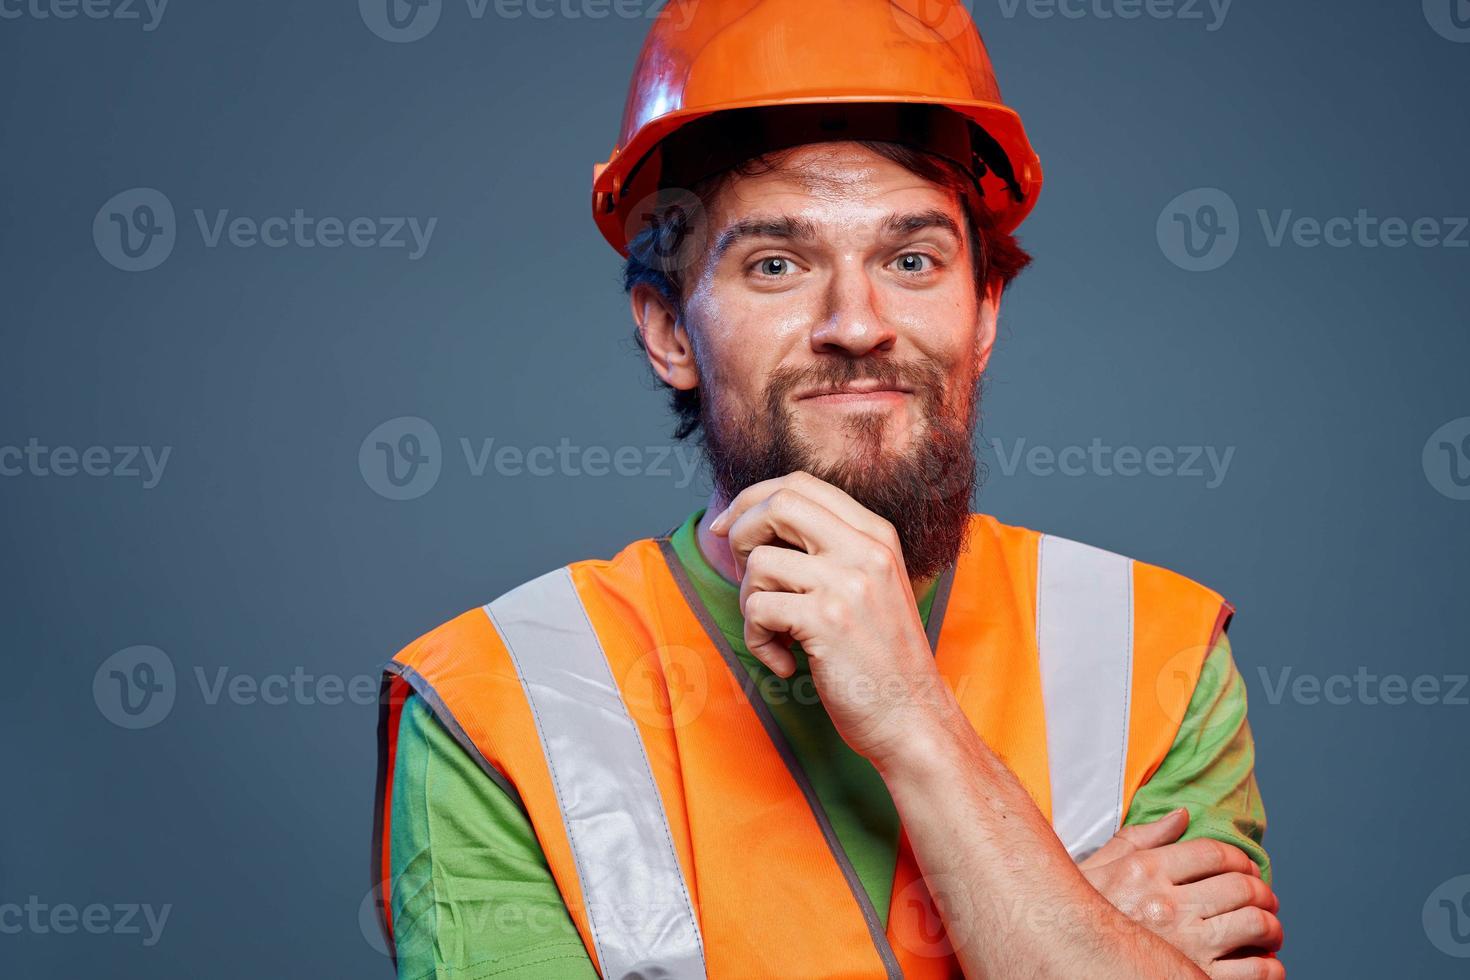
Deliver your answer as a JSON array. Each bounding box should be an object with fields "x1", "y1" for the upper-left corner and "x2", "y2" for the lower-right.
[
  {"x1": 1137, "y1": 896, "x2": 1176, "y2": 928},
  {"x1": 746, "y1": 544, "x2": 778, "y2": 573},
  {"x1": 1249, "y1": 959, "x2": 1279, "y2": 980},
  {"x1": 1120, "y1": 856, "x2": 1152, "y2": 885},
  {"x1": 818, "y1": 598, "x2": 848, "y2": 628},
  {"x1": 1226, "y1": 872, "x2": 1256, "y2": 906},
  {"x1": 860, "y1": 543, "x2": 894, "y2": 574},
  {"x1": 769, "y1": 487, "x2": 800, "y2": 514}
]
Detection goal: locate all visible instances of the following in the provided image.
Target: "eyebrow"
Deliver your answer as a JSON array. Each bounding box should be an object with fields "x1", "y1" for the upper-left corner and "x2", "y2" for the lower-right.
[
  {"x1": 709, "y1": 208, "x2": 963, "y2": 265},
  {"x1": 710, "y1": 215, "x2": 818, "y2": 264},
  {"x1": 881, "y1": 208, "x2": 963, "y2": 244}
]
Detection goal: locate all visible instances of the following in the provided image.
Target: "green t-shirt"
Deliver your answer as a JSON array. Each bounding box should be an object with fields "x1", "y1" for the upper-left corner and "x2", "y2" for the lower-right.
[{"x1": 387, "y1": 510, "x2": 1269, "y2": 979}]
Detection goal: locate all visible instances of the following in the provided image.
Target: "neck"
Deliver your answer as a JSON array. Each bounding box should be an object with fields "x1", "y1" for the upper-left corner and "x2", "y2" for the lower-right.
[{"x1": 696, "y1": 491, "x2": 940, "y2": 600}]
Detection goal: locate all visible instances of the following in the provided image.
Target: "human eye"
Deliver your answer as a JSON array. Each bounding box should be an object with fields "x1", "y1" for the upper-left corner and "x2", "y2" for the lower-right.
[
  {"x1": 748, "y1": 254, "x2": 801, "y2": 279},
  {"x1": 890, "y1": 251, "x2": 942, "y2": 277}
]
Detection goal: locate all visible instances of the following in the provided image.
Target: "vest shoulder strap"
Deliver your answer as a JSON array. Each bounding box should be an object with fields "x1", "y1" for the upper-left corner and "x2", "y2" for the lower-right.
[
  {"x1": 483, "y1": 565, "x2": 707, "y2": 980},
  {"x1": 1033, "y1": 532, "x2": 1231, "y2": 861}
]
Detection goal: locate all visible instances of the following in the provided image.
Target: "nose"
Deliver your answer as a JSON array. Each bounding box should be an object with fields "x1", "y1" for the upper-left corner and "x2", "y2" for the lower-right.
[{"x1": 809, "y1": 257, "x2": 897, "y2": 357}]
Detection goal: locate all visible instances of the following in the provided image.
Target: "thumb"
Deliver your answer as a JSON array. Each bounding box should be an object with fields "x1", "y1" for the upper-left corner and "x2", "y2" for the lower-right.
[{"x1": 1081, "y1": 807, "x2": 1190, "y2": 868}]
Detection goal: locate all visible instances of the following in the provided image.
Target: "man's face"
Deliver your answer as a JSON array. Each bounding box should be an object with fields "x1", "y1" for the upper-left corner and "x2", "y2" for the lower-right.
[
  {"x1": 648, "y1": 141, "x2": 1002, "y2": 577},
  {"x1": 685, "y1": 140, "x2": 994, "y2": 460}
]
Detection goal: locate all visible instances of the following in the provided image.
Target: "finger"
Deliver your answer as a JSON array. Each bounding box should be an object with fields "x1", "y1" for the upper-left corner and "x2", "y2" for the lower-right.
[
  {"x1": 742, "y1": 591, "x2": 809, "y2": 678},
  {"x1": 1157, "y1": 838, "x2": 1259, "y2": 885},
  {"x1": 1200, "y1": 907, "x2": 1284, "y2": 957},
  {"x1": 1082, "y1": 808, "x2": 1191, "y2": 868},
  {"x1": 724, "y1": 488, "x2": 852, "y2": 578},
  {"x1": 714, "y1": 471, "x2": 898, "y2": 551},
  {"x1": 1179, "y1": 872, "x2": 1279, "y2": 919},
  {"x1": 1209, "y1": 957, "x2": 1285, "y2": 980},
  {"x1": 738, "y1": 545, "x2": 825, "y2": 612}
]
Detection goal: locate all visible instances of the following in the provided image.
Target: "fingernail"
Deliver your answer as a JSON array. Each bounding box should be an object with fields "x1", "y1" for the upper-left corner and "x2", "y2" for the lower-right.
[{"x1": 709, "y1": 508, "x2": 727, "y2": 532}]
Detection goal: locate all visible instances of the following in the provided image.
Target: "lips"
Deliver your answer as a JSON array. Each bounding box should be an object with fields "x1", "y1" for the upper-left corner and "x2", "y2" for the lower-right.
[{"x1": 796, "y1": 383, "x2": 912, "y2": 400}]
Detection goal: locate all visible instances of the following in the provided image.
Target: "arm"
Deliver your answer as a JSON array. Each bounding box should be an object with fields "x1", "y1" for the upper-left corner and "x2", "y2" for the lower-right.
[
  {"x1": 1079, "y1": 635, "x2": 1284, "y2": 977},
  {"x1": 1123, "y1": 633, "x2": 1269, "y2": 883},
  {"x1": 873, "y1": 680, "x2": 1204, "y2": 977},
  {"x1": 711, "y1": 472, "x2": 1206, "y2": 978},
  {"x1": 388, "y1": 693, "x2": 598, "y2": 979}
]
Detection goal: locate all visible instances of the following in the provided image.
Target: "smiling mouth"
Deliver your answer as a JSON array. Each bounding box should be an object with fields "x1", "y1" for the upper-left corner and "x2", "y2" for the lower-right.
[{"x1": 796, "y1": 384, "x2": 913, "y2": 404}]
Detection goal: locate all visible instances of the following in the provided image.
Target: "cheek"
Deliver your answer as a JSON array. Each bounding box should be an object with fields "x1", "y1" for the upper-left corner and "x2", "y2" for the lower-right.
[
  {"x1": 886, "y1": 286, "x2": 979, "y2": 368},
  {"x1": 688, "y1": 289, "x2": 814, "y2": 402}
]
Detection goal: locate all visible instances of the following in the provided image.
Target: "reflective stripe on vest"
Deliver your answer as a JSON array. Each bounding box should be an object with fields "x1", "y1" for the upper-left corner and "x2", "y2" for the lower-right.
[
  {"x1": 1036, "y1": 533, "x2": 1134, "y2": 862},
  {"x1": 483, "y1": 567, "x2": 707, "y2": 980}
]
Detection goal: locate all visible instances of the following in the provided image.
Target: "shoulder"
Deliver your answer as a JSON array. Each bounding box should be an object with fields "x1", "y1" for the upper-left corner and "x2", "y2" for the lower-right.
[
  {"x1": 968, "y1": 512, "x2": 1231, "y2": 619},
  {"x1": 388, "y1": 536, "x2": 666, "y2": 673}
]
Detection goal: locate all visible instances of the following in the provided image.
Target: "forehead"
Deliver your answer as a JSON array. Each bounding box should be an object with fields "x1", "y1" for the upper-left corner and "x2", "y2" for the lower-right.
[{"x1": 704, "y1": 141, "x2": 966, "y2": 238}]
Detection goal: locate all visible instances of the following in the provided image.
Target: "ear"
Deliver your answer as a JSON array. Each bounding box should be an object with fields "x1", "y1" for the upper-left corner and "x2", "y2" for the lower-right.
[
  {"x1": 974, "y1": 277, "x2": 1002, "y2": 375},
  {"x1": 630, "y1": 283, "x2": 699, "y2": 392}
]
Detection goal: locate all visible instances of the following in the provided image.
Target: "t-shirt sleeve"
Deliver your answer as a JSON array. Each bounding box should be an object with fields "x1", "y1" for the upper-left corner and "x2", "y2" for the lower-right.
[
  {"x1": 1123, "y1": 632, "x2": 1272, "y2": 885},
  {"x1": 389, "y1": 693, "x2": 599, "y2": 979}
]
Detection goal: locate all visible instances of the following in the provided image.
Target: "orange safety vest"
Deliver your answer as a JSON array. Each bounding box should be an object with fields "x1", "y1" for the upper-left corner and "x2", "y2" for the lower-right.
[{"x1": 373, "y1": 513, "x2": 1232, "y2": 979}]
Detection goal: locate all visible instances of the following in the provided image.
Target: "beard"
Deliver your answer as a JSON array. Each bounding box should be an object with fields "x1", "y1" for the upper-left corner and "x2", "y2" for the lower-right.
[{"x1": 699, "y1": 354, "x2": 980, "y2": 580}]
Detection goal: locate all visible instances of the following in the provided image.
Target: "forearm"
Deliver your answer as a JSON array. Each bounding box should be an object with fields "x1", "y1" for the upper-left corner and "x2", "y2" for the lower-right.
[{"x1": 873, "y1": 697, "x2": 1206, "y2": 979}]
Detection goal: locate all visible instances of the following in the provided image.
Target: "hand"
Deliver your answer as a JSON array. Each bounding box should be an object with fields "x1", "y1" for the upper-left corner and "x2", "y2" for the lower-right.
[
  {"x1": 708, "y1": 471, "x2": 952, "y2": 764},
  {"x1": 1079, "y1": 808, "x2": 1284, "y2": 979}
]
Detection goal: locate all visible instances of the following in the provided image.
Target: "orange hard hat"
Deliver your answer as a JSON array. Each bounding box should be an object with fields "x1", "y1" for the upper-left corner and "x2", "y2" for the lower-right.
[{"x1": 591, "y1": 0, "x2": 1043, "y2": 258}]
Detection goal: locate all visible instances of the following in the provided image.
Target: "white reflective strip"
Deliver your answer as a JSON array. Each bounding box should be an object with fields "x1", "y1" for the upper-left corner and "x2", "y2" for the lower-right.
[
  {"x1": 484, "y1": 567, "x2": 706, "y2": 980},
  {"x1": 1036, "y1": 534, "x2": 1135, "y2": 862}
]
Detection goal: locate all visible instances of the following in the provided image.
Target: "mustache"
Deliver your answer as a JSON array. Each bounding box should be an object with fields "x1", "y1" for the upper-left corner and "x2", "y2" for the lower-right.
[{"x1": 763, "y1": 357, "x2": 946, "y2": 407}]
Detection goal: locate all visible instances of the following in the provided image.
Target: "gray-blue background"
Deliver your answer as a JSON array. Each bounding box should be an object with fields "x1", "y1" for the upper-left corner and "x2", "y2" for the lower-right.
[{"x1": 2, "y1": 1, "x2": 1467, "y2": 976}]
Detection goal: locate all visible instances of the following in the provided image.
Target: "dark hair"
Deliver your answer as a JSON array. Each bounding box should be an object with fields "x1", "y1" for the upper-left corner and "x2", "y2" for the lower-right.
[{"x1": 623, "y1": 139, "x2": 1033, "y2": 440}]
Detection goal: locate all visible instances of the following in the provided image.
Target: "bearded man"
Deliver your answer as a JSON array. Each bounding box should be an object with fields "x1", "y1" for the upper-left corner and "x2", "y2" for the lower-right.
[{"x1": 371, "y1": 2, "x2": 1281, "y2": 977}]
